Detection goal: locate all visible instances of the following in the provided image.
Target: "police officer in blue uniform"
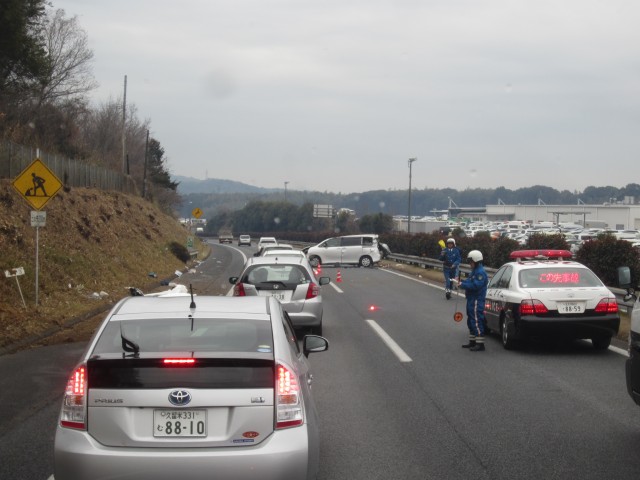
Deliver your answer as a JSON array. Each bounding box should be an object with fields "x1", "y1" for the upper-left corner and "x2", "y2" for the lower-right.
[
  {"x1": 439, "y1": 238, "x2": 461, "y2": 300},
  {"x1": 452, "y1": 250, "x2": 488, "y2": 352}
]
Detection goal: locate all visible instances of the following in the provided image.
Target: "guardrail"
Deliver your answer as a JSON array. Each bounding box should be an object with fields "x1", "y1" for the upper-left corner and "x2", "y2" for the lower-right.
[{"x1": 386, "y1": 253, "x2": 497, "y2": 277}]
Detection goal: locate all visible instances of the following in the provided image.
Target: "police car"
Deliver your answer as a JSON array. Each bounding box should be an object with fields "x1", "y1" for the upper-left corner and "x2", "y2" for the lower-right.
[
  {"x1": 485, "y1": 250, "x2": 620, "y2": 350},
  {"x1": 619, "y1": 266, "x2": 640, "y2": 406}
]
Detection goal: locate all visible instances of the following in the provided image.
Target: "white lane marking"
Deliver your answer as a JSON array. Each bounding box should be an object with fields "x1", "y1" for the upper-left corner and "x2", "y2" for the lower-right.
[
  {"x1": 378, "y1": 268, "x2": 627, "y2": 357},
  {"x1": 379, "y1": 267, "x2": 446, "y2": 290},
  {"x1": 329, "y1": 282, "x2": 344, "y2": 293},
  {"x1": 366, "y1": 319, "x2": 412, "y2": 363},
  {"x1": 609, "y1": 345, "x2": 629, "y2": 357}
]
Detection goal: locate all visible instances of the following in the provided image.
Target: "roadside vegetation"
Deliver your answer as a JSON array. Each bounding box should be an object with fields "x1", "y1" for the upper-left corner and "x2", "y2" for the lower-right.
[
  {"x1": 0, "y1": 179, "x2": 206, "y2": 353},
  {"x1": 1, "y1": 1, "x2": 179, "y2": 213}
]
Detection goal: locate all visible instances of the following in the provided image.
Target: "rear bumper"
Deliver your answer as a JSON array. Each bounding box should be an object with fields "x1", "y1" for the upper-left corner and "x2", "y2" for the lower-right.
[
  {"x1": 55, "y1": 425, "x2": 314, "y2": 480},
  {"x1": 518, "y1": 314, "x2": 620, "y2": 339}
]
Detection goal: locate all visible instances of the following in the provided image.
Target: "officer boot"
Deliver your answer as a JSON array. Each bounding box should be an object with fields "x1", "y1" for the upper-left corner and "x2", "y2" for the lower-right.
[
  {"x1": 445, "y1": 290, "x2": 451, "y2": 300},
  {"x1": 470, "y1": 337, "x2": 485, "y2": 352},
  {"x1": 461, "y1": 338, "x2": 476, "y2": 348}
]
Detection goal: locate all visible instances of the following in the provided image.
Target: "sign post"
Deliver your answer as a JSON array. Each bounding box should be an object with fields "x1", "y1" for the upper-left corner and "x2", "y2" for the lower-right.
[
  {"x1": 4, "y1": 267, "x2": 27, "y2": 308},
  {"x1": 12, "y1": 158, "x2": 63, "y2": 306}
]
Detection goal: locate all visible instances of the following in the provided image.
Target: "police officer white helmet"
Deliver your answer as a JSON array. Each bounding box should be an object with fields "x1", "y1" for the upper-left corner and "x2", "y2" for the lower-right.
[
  {"x1": 467, "y1": 250, "x2": 483, "y2": 263},
  {"x1": 446, "y1": 238, "x2": 456, "y2": 246}
]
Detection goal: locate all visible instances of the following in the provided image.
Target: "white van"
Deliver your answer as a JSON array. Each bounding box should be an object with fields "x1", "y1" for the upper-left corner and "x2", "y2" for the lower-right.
[{"x1": 306, "y1": 234, "x2": 381, "y2": 267}]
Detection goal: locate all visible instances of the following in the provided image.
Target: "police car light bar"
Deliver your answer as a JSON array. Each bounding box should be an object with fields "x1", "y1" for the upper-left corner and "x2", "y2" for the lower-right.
[{"x1": 509, "y1": 249, "x2": 573, "y2": 260}]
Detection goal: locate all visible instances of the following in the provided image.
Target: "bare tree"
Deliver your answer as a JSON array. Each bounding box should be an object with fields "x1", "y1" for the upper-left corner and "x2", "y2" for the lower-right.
[{"x1": 34, "y1": 8, "x2": 98, "y2": 106}]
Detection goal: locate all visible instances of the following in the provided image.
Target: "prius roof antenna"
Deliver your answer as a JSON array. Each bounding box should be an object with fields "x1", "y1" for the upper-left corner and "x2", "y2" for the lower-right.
[{"x1": 189, "y1": 284, "x2": 196, "y2": 310}]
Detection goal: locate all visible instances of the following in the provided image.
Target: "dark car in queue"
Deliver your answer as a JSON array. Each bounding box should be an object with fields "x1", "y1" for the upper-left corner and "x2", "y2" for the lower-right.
[
  {"x1": 485, "y1": 249, "x2": 620, "y2": 350},
  {"x1": 54, "y1": 294, "x2": 329, "y2": 480}
]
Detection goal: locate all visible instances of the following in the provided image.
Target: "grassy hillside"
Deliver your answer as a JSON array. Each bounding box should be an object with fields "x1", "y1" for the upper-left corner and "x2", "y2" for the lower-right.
[{"x1": 0, "y1": 179, "x2": 207, "y2": 352}]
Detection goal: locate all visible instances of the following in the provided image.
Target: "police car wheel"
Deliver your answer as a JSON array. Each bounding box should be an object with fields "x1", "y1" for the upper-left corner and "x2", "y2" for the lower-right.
[{"x1": 501, "y1": 313, "x2": 518, "y2": 350}]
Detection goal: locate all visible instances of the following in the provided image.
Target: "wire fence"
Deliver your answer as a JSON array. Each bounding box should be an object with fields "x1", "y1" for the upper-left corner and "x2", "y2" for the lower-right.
[{"x1": 0, "y1": 140, "x2": 138, "y2": 194}]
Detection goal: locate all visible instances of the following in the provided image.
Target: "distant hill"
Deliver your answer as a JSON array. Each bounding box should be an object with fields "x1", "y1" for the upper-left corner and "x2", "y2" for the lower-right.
[{"x1": 174, "y1": 176, "x2": 279, "y2": 195}]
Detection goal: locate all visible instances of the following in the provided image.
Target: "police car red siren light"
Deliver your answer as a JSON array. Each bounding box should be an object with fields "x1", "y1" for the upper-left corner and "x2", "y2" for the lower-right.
[{"x1": 509, "y1": 249, "x2": 573, "y2": 260}]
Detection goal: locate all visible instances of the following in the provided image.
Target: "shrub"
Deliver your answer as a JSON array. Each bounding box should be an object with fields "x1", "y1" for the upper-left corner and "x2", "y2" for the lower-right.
[
  {"x1": 576, "y1": 236, "x2": 640, "y2": 287},
  {"x1": 527, "y1": 233, "x2": 569, "y2": 250},
  {"x1": 168, "y1": 241, "x2": 191, "y2": 263}
]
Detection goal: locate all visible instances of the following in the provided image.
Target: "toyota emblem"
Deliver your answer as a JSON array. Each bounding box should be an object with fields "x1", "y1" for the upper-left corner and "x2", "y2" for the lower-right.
[{"x1": 168, "y1": 390, "x2": 192, "y2": 406}]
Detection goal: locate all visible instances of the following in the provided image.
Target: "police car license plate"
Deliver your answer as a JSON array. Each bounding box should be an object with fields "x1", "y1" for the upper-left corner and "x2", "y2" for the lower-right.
[
  {"x1": 153, "y1": 409, "x2": 207, "y2": 437},
  {"x1": 558, "y1": 302, "x2": 585, "y2": 314}
]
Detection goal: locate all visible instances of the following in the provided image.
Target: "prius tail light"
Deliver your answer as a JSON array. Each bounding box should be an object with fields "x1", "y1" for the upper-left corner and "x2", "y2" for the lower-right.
[
  {"x1": 60, "y1": 364, "x2": 87, "y2": 430},
  {"x1": 275, "y1": 363, "x2": 303, "y2": 429}
]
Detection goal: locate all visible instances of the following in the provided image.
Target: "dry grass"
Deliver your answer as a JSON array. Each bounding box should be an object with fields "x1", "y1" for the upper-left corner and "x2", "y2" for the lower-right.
[{"x1": 0, "y1": 179, "x2": 208, "y2": 352}]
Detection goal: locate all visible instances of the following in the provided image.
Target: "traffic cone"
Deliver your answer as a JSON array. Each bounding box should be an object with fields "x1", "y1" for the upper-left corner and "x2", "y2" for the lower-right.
[{"x1": 336, "y1": 270, "x2": 342, "y2": 283}]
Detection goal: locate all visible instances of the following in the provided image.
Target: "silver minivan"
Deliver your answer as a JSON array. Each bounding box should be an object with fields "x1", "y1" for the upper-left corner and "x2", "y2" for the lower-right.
[{"x1": 305, "y1": 234, "x2": 381, "y2": 267}]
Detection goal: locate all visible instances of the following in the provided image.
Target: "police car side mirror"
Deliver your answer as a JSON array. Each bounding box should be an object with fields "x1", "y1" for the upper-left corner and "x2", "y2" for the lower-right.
[{"x1": 618, "y1": 266, "x2": 631, "y2": 288}]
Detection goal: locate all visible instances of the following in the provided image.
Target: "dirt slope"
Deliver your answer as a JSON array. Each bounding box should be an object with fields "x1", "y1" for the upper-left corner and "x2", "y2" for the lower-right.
[{"x1": 0, "y1": 179, "x2": 206, "y2": 353}]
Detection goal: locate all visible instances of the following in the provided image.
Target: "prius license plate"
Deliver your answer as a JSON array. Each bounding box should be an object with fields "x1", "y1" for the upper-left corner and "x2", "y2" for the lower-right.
[
  {"x1": 154, "y1": 409, "x2": 206, "y2": 437},
  {"x1": 558, "y1": 302, "x2": 585, "y2": 314}
]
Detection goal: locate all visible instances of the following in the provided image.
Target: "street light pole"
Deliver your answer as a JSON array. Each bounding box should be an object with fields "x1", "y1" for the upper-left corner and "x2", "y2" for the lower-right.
[
  {"x1": 408, "y1": 157, "x2": 417, "y2": 233},
  {"x1": 284, "y1": 181, "x2": 289, "y2": 201}
]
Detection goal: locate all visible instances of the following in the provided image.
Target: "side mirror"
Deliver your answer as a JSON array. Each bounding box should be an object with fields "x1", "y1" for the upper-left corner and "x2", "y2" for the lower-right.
[
  {"x1": 303, "y1": 335, "x2": 329, "y2": 357},
  {"x1": 318, "y1": 277, "x2": 330, "y2": 286},
  {"x1": 618, "y1": 266, "x2": 631, "y2": 288},
  {"x1": 229, "y1": 276, "x2": 238, "y2": 285}
]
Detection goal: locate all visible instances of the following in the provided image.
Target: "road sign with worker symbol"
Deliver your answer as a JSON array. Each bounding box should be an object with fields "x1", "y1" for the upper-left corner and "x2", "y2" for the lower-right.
[{"x1": 12, "y1": 159, "x2": 63, "y2": 210}]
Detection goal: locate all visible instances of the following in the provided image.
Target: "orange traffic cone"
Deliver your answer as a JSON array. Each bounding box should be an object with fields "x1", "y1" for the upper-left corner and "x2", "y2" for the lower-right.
[{"x1": 336, "y1": 270, "x2": 342, "y2": 283}]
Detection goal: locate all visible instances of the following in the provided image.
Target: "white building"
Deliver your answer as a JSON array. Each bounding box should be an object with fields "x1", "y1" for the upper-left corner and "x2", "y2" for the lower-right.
[{"x1": 482, "y1": 203, "x2": 640, "y2": 230}]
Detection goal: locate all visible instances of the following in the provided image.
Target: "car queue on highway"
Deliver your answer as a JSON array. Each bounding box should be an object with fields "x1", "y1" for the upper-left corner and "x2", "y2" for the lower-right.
[{"x1": 51, "y1": 233, "x2": 640, "y2": 480}]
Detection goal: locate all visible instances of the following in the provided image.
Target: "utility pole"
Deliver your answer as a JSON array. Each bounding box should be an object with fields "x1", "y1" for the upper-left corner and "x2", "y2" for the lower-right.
[
  {"x1": 408, "y1": 157, "x2": 417, "y2": 233},
  {"x1": 122, "y1": 75, "x2": 127, "y2": 174},
  {"x1": 142, "y1": 130, "x2": 149, "y2": 199},
  {"x1": 284, "y1": 181, "x2": 289, "y2": 201}
]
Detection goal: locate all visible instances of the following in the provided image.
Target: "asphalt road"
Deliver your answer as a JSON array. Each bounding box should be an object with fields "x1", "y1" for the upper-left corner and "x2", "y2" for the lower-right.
[{"x1": 2, "y1": 242, "x2": 640, "y2": 479}]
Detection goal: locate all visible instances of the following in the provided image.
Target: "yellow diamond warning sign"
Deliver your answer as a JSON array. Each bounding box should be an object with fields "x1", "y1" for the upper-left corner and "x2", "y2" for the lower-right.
[{"x1": 12, "y1": 159, "x2": 63, "y2": 210}]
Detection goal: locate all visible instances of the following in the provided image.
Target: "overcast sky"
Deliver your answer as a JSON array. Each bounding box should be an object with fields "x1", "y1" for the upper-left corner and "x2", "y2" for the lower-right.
[{"x1": 53, "y1": 0, "x2": 640, "y2": 194}]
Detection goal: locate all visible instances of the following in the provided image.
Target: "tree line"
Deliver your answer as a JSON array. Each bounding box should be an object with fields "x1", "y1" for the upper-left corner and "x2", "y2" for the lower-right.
[
  {"x1": 183, "y1": 182, "x2": 640, "y2": 222},
  {"x1": 0, "y1": 1, "x2": 178, "y2": 211},
  {"x1": 202, "y1": 198, "x2": 640, "y2": 286}
]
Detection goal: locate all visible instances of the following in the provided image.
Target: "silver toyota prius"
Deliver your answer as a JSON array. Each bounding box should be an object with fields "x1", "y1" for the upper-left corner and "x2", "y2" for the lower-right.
[{"x1": 54, "y1": 294, "x2": 329, "y2": 480}]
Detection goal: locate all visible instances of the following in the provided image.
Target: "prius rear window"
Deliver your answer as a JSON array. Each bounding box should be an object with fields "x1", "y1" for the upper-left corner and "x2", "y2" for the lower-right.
[{"x1": 93, "y1": 318, "x2": 273, "y2": 354}]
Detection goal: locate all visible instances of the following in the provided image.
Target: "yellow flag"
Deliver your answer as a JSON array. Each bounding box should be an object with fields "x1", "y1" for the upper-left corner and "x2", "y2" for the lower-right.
[{"x1": 438, "y1": 240, "x2": 446, "y2": 248}]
